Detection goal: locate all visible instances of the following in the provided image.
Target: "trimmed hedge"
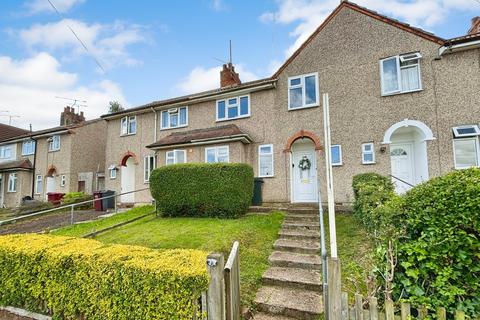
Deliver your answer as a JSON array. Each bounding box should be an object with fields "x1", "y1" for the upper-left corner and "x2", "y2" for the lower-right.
[
  {"x1": 0, "y1": 234, "x2": 208, "y2": 320},
  {"x1": 62, "y1": 192, "x2": 94, "y2": 210},
  {"x1": 150, "y1": 163, "x2": 254, "y2": 218}
]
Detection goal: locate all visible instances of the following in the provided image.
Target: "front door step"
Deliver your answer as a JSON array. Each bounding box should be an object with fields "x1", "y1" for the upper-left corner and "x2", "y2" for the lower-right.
[
  {"x1": 262, "y1": 266, "x2": 322, "y2": 291},
  {"x1": 268, "y1": 251, "x2": 321, "y2": 270},
  {"x1": 254, "y1": 285, "x2": 323, "y2": 320}
]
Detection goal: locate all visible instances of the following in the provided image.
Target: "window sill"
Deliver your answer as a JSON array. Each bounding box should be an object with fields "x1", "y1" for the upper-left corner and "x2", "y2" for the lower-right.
[
  {"x1": 160, "y1": 124, "x2": 188, "y2": 131},
  {"x1": 381, "y1": 88, "x2": 423, "y2": 97},
  {"x1": 48, "y1": 149, "x2": 60, "y2": 153},
  {"x1": 110, "y1": 177, "x2": 117, "y2": 180},
  {"x1": 258, "y1": 175, "x2": 274, "y2": 178},
  {"x1": 362, "y1": 162, "x2": 376, "y2": 165},
  {"x1": 216, "y1": 114, "x2": 250, "y2": 122},
  {"x1": 288, "y1": 104, "x2": 319, "y2": 111},
  {"x1": 22, "y1": 153, "x2": 34, "y2": 156},
  {"x1": 7, "y1": 191, "x2": 17, "y2": 193},
  {"x1": 332, "y1": 163, "x2": 343, "y2": 167},
  {"x1": 120, "y1": 133, "x2": 136, "y2": 137}
]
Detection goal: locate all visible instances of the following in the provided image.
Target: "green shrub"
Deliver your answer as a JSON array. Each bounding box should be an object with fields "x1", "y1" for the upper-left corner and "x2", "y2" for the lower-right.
[
  {"x1": 150, "y1": 163, "x2": 254, "y2": 218},
  {"x1": 393, "y1": 168, "x2": 480, "y2": 316},
  {"x1": 14, "y1": 200, "x2": 53, "y2": 215},
  {"x1": 62, "y1": 192, "x2": 93, "y2": 210},
  {"x1": 0, "y1": 234, "x2": 208, "y2": 320}
]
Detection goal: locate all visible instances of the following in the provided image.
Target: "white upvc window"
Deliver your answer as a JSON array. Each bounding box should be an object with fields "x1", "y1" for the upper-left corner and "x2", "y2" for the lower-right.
[
  {"x1": 216, "y1": 95, "x2": 250, "y2": 121},
  {"x1": 380, "y1": 52, "x2": 422, "y2": 96},
  {"x1": 60, "y1": 175, "x2": 66, "y2": 187},
  {"x1": 362, "y1": 143, "x2": 375, "y2": 164},
  {"x1": 452, "y1": 125, "x2": 480, "y2": 138},
  {"x1": 161, "y1": 107, "x2": 188, "y2": 130},
  {"x1": 144, "y1": 155, "x2": 157, "y2": 182},
  {"x1": 205, "y1": 146, "x2": 229, "y2": 163},
  {"x1": 453, "y1": 137, "x2": 480, "y2": 169},
  {"x1": 121, "y1": 116, "x2": 137, "y2": 135},
  {"x1": 288, "y1": 72, "x2": 319, "y2": 110},
  {"x1": 258, "y1": 144, "x2": 274, "y2": 177},
  {"x1": 0, "y1": 146, "x2": 12, "y2": 159},
  {"x1": 166, "y1": 149, "x2": 186, "y2": 165},
  {"x1": 48, "y1": 135, "x2": 61, "y2": 152},
  {"x1": 22, "y1": 140, "x2": 35, "y2": 155},
  {"x1": 8, "y1": 173, "x2": 17, "y2": 193},
  {"x1": 35, "y1": 175, "x2": 43, "y2": 194},
  {"x1": 331, "y1": 145, "x2": 342, "y2": 166},
  {"x1": 108, "y1": 164, "x2": 117, "y2": 179}
]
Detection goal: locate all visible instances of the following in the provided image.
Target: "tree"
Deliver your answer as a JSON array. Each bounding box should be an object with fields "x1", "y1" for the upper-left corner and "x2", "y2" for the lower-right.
[{"x1": 108, "y1": 101, "x2": 124, "y2": 113}]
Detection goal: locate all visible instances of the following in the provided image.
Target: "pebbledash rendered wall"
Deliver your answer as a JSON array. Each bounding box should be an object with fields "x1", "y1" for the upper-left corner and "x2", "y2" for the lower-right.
[{"x1": 103, "y1": 5, "x2": 480, "y2": 205}]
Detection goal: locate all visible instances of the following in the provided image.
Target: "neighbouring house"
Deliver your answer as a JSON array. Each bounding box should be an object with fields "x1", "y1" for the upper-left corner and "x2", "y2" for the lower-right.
[
  {"x1": 0, "y1": 107, "x2": 107, "y2": 208},
  {"x1": 101, "y1": 1, "x2": 480, "y2": 206}
]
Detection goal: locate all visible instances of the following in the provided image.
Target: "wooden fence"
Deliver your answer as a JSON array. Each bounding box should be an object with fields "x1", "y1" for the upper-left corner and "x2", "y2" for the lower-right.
[
  {"x1": 194, "y1": 241, "x2": 241, "y2": 320},
  {"x1": 340, "y1": 292, "x2": 469, "y2": 320}
]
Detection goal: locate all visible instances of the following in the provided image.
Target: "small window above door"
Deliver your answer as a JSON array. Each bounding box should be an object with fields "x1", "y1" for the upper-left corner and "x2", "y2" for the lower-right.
[{"x1": 452, "y1": 125, "x2": 480, "y2": 138}]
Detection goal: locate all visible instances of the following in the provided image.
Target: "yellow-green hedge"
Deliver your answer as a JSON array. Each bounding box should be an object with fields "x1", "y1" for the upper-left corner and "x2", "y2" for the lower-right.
[{"x1": 0, "y1": 234, "x2": 209, "y2": 320}]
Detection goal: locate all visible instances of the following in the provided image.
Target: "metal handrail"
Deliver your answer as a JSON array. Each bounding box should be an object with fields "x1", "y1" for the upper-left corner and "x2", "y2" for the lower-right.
[
  {"x1": 0, "y1": 187, "x2": 151, "y2": 226},
  {"x1": 389, "y1": 174, "x2": 415, "y2": 187}
]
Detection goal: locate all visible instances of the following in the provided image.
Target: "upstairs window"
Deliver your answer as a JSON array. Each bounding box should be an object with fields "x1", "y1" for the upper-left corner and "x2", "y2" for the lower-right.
[
  {"x1": 161, "y1": 107, "x2": 188, "y2": 129},
  {"x1": 362, "y1": 143, "x2": 375, "y2": 164},
  {"x1": 22, "y1": 140, "x2": 35, "y2": 155},
  {"x1": 144, "y1": 155, "x2": 157, "y2": 182},
  {"x1": 0, "y1": 146, "x2": 12, "y2": 159},
  {"x1": 166, "y1": 149, "x2": 186, "y2": 165},
  {"x1": 48, "y1": 135, "x2": 61, "y2": 152},
  {"x1": 331, "y1": 145, "x2": 342, "y2": 166},
  {"x1": 380, "y1": 52, "x2": 422, "y2": 96},
  {"x1": 8, "y1": 173, "x2": 17, "y2": 192},
  {"x1": 205, "y1": 146, "x2": 229, "y2": 163},
  {"x1": 258, "y1": 144, "x2": 274, "y2": 177},
  {"x1": 288, "y1": 73, "x2": 319, "y2": 110},
  {"x1": 121, "y1": 116, "x2": 136, "y2": 135},
  {"x1": 217, "y1": 95, "x2": 250, "y2": 121}
]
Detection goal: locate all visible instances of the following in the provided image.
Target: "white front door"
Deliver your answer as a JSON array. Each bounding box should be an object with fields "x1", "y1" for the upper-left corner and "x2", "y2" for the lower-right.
[
  {"x1": 292, "y1": 149, "x2": 318, "y2": 203},
  {"x1": 121, "y1": 157, "x2": 135, "y2": 203},
  {"x1": 46, "y1": 177, "x2": 56, "y2": 193},
  {"x1": 390, "y1": 143, "x2": 414, "y2": 193}
]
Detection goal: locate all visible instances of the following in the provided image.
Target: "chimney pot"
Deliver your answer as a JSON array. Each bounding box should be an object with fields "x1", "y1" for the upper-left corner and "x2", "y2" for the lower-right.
[
  {"x1": 220, "y1": 63, "x2": 241, "y2": 88},
  {"x1": 468, "y1": 16, "x2": 480, "y2": 35}
]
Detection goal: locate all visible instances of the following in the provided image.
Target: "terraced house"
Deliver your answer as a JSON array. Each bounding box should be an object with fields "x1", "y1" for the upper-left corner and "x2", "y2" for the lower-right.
[
  {"x1": 0, "y1": 107, "x2": 107, "y2": 208},
  {"x1": 102, "y1": 1, "x2": 480, "y2": 207}
]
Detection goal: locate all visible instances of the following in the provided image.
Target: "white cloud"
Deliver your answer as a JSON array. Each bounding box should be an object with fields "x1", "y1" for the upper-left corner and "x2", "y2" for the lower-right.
[
  {"x1": 0, "y1": 53, "x2": 127, "y2": 129},
  {"x1": 17, "y1": 19, "x2": 147, "y2": 70},
  {"x1": 261, "y1": 0, "x2": 476, "y2": 56},
  {"x1": 25, "y1": 0, "x2": 85, "y2": 14},
  {"x1": 176, "y1": 64, "x2": 259, "y2": 95}
]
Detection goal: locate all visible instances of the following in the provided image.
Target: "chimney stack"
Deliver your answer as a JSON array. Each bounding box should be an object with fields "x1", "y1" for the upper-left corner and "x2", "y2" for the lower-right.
[
  {"x1": 60, "y1": 106, "x2": 86, "y2": 126},
  {"x1": 468, "y1": 16, "x2": 480, "y2": 35},
  {"x1": 220, "y1": 63, "x2": 241, "y2": 88}
]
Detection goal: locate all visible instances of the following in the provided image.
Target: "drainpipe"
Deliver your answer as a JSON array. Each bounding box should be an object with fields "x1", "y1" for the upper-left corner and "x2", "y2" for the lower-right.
[
  {"x1": 30, "y1": 137, "x2": 37, "y2": 199},
  {"x1": 151, "y1": 107, "x2": 157, "y2": 143}
]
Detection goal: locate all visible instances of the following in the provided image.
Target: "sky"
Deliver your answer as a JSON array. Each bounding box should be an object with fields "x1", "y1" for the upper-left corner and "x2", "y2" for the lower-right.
[{"x1": 0, "y1": 0, "x2": 478, "y2": 130}]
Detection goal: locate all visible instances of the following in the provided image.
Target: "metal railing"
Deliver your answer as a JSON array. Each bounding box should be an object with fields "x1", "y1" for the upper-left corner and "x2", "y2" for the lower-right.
[
  {"x1": 0, "y1": 187, "x2": 151, "y2": 226},
  {"x1": 389, "y1": 174, "x2": 415, "y2": 187}
]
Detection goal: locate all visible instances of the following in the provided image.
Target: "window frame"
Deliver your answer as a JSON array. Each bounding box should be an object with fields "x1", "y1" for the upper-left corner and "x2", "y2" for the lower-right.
[
  {"x1": 453, "y1": 137, "x2": 480, "y2": 169},
  {"x1": 204, "y1": 146, "x2": 230, "y2": 163},
  {"x1": 60, "y1": 175, "x2": 66, "y2": 187},
  {"x1": 35, "y1": 174, "x2": 43, "y2": 194},
  {"x1": 287, "y1": 72, "x2": 320, "y2": 110},
  {"x1": 452, "y1": 125, "x2": 480, "y2": 138},
  {"x1": 361, "y1": 142, "x2": 376, "y2": 165},
  {"x1": 0, "y1": 145, "x2": 12, "y2": 159},
  {"x1": 48, "y1": 135, "x2": 61, "y2": 152},
  {"x1": 331, "y1": 144, "x2": 343, "y2": 166},
  {"x1": 160, "y1": 106, "x2": 188, "y2": 130},
  {"x1": 258, "y1": 144, "x2": 274, "y2": 177},
  {"x1": 216, "y1": 94, "x2": 251, "y2": 122},
  {"x1": 380, "y1": 53, "x2": 422, "y2": 96},
  {"x1": 7, "y1": 173, "x2": 17, "y2": 193},
  {"x1": 108, "y1": 165, "x2": 117, "y2": 179},
  {"x1": 165, "y1": 149, "x2": 187, "y2": 165},
  {"x1": 120, "y1": 116, "x2": 137, "y2": 136},
  {"x1": 143, "y1": 155, "x2": 157, "y2": 183},
  {"x1": 22, "y1": 140, "x2": 35, "y2": 156}
]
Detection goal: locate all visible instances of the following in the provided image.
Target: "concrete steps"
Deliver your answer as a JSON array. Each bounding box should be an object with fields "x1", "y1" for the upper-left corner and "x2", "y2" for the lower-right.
[
  {"x1": 284, "y1": 215, "x2": 319, "y2": 223},
  {"x1": 278, "y1": 229, "x2": 320, "y2": 240},
  {"x1": 254, "y1": 286, "x2": 323, "y2": 320},
  {"x1": 274, "y1": 239, "x2": 320, "y2": 255},
  {"x1": 262, "y1": 267, "x2": 322, "y2": 291},
  {"x1": 269, "y1": 251, "x2": 321, "y2": 270},
  {"x1": 282, "y1": 222, "x2": 320, "y2": 232}
]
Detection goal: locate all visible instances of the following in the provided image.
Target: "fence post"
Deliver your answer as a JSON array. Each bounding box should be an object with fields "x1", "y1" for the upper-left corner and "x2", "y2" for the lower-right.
[
  {"x1": 418, "y1": 306, "x2": 428, "y2": 320},
  {"x1": 225, "y1": 241, "x2": 240, "y2": 320},
  {"x1": 385, "y1": 300, "x2": 394, "y2": 320},
  {"x1": 436, "y1": 307, "x2": 446, "y2": 320},
  {"x1": 207, "y1": 253, "x2": 225, "y2": 320},
  {"x1": 70, "y1": 204, "x2": 74, "y2": 225},
  {"x1": 341, "y1": 292, "x2": 349, "y2": 320},
  {"x1": 355, "y1": 294, "x2": 363, "y2": 320},
  {"x1": 400, "y1": 303, "x2": 410, "y2": 320},
  {"x1": 328, "y1": 257, "x2": 342, "y2": 320},
  {"x1": 369, "y1": 297, "x2": 378, "y2": 320},
  {"x1": 455, "y1": 310, "x2": 465, "y2": 320}
]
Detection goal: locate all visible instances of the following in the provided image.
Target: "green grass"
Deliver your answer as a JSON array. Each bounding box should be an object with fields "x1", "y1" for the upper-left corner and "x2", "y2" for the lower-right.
[{"x1": 52, "y1": 205, "x2": 155, "y2": 237}]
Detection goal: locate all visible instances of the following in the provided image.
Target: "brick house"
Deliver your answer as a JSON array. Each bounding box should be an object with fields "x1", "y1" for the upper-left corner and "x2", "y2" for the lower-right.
[
  {"x1": 0, "y1": 107, "x2": 106, "y2": 208},
  {"x1": 101, "y1": 1, "x2": 480, "y2": 206}
]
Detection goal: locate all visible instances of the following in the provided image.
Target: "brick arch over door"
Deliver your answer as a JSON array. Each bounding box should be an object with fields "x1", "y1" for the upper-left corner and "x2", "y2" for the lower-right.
[
  {"x1": 46, "y1": 165, "x2": 57, "y2": 177},
  {"x1": 284, "y1": 130, "x2": 323, "y2": 152},
  {"x1": 120, "y1": 151, "x2": 139, "y2": 166}
]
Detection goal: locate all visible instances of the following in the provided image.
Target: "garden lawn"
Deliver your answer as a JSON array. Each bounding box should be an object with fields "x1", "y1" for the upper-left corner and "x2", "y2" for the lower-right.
[{"x1": 55, "y1": 210, "x2": 285, "y2": 308}]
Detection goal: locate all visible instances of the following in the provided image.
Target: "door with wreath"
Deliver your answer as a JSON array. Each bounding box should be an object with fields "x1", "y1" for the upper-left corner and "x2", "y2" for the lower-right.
[{"x1": 292, "y1": 148, "x2": 318, "y2": 203}]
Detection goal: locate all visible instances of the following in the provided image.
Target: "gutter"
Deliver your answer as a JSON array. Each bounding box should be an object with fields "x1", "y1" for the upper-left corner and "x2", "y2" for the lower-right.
[
  {"x1": 31, "y1": 137, "x2": 37, "y2": 198},
  {"x1": 147, "y1": 134, "x2": 252, "y2": 150},
  {"x1": 439, "y1": 39, "x2": 480, "y2": 56}
]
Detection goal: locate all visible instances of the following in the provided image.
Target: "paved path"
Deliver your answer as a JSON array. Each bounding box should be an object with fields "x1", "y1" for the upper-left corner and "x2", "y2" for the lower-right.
[{"x1": 252, "y1": 207, "x2": 324, "y2": 320}]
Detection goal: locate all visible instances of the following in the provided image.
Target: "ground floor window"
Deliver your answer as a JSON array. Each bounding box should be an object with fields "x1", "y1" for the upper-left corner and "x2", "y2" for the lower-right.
[
  {"x1": 331, "y1": 145, "x2": 342, "y2": 166},
  {"x1": 35, "y1": 175, "x2": 43, "y2": 194},
  {"x1": 144, "y1": 155, "x2": 157, "y2": 182},
  {"x1": 362, "y1": 143, "x2": 375, "y2": 164},
  {"x1": 166, "y1": 149, "x2": 186, "y2": 165},
  {"x1": 108, "y1": 165, "x2": 117, "y2": 179},
  {"x1": 205, "y1": 146, "x2": 229, "y2": 163},
  {"x1": 258, "y1": 144, "x2": 274, "y2": 177},
  {"x1": 453, "y1": 137, "x2": 479, "y2": 169},
  {"x1": 60, "y1": 175, "x2": 66, "y2": 187},
  {"x1": 8, "y1": 173, "x2": 17, "y2": 192}
]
